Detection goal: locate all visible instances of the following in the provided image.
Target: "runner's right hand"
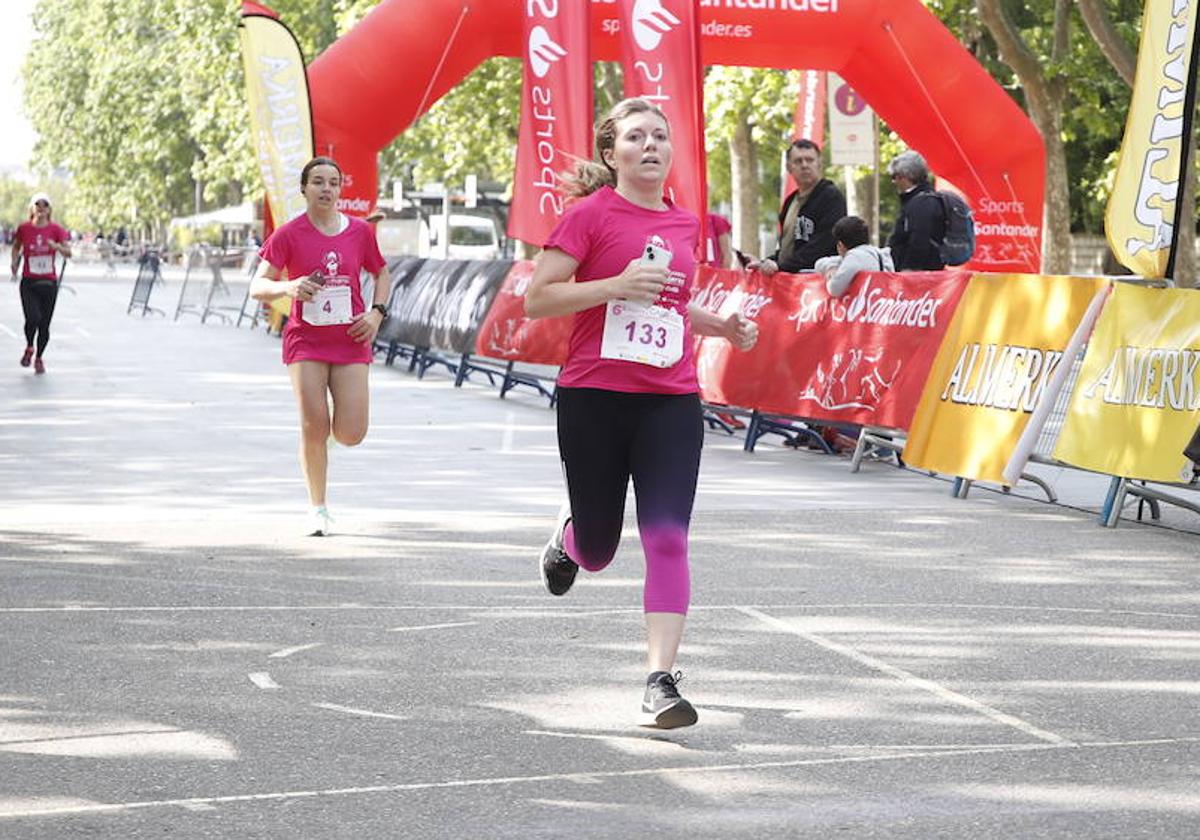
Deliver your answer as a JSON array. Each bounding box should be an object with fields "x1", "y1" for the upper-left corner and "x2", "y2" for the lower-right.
[
  {"x1": 609, "y1": 259, "x2": 668, "y2": 307},
  {"x1": 290, "y1": 276, "x2": 323, "y2": 302}
]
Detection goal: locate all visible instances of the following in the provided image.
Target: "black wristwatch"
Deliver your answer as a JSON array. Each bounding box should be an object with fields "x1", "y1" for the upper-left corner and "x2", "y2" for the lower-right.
[{"x1": 371, "y1": 303, "x2": 388, "y2": 318}]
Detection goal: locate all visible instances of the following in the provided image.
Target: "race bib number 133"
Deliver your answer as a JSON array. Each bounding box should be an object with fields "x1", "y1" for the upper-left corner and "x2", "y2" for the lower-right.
[{"x1": 600, "y1": 301, "x2": 684, "y2": 368}]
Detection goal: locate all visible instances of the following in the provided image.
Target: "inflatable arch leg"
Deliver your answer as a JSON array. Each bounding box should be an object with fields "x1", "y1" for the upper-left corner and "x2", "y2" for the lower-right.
[{"x1": 309, "y1": 0, "x2": 1042, "y2": 272}]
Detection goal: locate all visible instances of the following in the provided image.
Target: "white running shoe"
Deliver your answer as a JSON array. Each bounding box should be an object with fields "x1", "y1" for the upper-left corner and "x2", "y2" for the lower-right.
[{"x1": 307, "y1": 506, "x2": 334, "y2": 537}]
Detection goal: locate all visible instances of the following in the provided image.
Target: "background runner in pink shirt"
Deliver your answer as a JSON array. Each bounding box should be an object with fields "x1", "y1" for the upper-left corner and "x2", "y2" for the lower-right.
[
  {"x1": 11, "y1": 192, "x2": 71, "y2": 374},
  {"x1": 250, "y1": 157, "x2": 392, "y2": 537}
]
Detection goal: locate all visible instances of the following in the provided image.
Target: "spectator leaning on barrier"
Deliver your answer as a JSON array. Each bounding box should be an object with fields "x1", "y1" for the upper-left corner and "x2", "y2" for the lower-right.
[
  {"x1": 815, "y1": 215, "x2": 895, "y2": 297},
  {"x1": 748, "y1": 139, "x2": 846, "y2": 275},
  {"x1": 887, "y1": 150, "x2": 946, "y2": 271}
]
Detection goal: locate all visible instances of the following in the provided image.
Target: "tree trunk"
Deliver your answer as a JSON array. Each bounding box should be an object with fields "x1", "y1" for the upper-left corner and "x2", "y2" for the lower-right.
[
  {"x1": 976, "y1": 0, "x2": 1073, "y2": 274},
  {"x1": 1041, "y1": 115, "x2": 1073, "y2": 274},
  {"x1": 1077, "y1": 0, "x2": 1136, "y2": 87},
  {"x1": 729, "y1": 118, "x2": 759, "y2": 256},
  {"x1": 853, "y1": 171, "x2": 875, "y2": 237}
]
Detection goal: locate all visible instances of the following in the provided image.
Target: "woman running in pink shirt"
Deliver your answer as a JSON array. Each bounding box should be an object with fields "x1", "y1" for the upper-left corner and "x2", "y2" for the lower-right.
[
  {"x1": 525, "y1": 98, "x2": 758, "y2": 729},
  {"x1": 11, "y1": 193, "x2": 71, "y2": 375},
  {"x1": 250, "y1": 157, "x2": 392, "y2": 536}
]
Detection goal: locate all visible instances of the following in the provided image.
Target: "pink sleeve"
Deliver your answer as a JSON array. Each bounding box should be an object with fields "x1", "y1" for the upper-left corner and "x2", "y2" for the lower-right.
[
  {"x1": 543, "y1": 199, "x2": 594, "y2": 262},
  {"x1": 710, "y1": 214, "x2": 731, "y2": 236},
  {"x1": 362, "y1": 225, "x2": 385, "y2": 274},
  {"x1": 259, "y1": 227, "x2": 290, "y2": 270},
  {"x1": 55, "y1": 224, "x2": 70, "y2": 242}
]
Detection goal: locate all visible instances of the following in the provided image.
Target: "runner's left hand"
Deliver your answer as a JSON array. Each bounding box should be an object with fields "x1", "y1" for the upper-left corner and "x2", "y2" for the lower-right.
[
  {"x1": 349, "y1": 309, "x2": 384, "y2": 344},
  {"x1": 725, "y1": 313, "x2": 758, "y2": 351}
]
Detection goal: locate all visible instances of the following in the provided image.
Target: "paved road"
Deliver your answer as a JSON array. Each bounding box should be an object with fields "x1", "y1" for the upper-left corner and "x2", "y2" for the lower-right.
[{"x1": 1, "y1": 268, "x2": 1198, "y2": 838}]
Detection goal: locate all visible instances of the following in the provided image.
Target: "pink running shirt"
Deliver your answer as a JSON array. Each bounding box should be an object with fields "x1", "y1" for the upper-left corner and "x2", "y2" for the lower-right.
[
  {"x1": 16, "y1": 222, "x2": 69, "y2": 280},
  {"x1": 544, "y1": 187, "x2": 700, "y2": 395},
  {"x1": 260, "y1": 214, "x2": 386, "y2": 366}
]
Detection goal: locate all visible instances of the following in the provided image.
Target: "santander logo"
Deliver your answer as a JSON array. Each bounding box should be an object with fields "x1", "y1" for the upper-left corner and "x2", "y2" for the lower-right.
[
  {"x1": 632, "y1": 0, "x2": 681, "y2": 51},
  {"x1": 528, "y1": 25, "x2": 567, "y2": 78}
]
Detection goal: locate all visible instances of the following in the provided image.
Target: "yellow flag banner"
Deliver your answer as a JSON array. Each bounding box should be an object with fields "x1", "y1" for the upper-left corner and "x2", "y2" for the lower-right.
[
  {"x1": 238, "y1": 6, "x2": 313, "y2": 226},
  {"x1": 903, "y1": 274, "x2": 1110, "y2": 484},
  {"x1": 1105, "y1": 0, "x2": 1200, "y2": 278},
  {"x1": 1053, "y1": 283, "x2": 1200, "y2": 483}
]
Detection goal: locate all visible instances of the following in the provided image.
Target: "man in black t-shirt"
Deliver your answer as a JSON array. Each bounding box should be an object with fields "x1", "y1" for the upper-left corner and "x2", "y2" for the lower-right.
[{"x1": 749, "y1": 139, "x2": 847, "y2": 275}]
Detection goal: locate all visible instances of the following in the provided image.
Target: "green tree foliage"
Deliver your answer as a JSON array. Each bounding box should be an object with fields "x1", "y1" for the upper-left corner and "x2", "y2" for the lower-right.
[
  {"x1": 21, "y1": 0, "x2": 362, "y2": 233},
  {"x1": 926, "y1": 0, "x2": 1142, "y2": 232},
  {"x1": 0, "y1": 175, "x2": 36, "y2": 228},
  {"x1": 378, "y1": 58, "x2": 523, "y2": 191},
  {"x1": 25, "y1": 0, "x2": 193, "y2": 230},
  {"x1": 704, "y1": 68, "x2": 794, "y2": 215}
]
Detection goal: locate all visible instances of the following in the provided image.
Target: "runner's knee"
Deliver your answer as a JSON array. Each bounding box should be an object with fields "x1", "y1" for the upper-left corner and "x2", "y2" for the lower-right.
[
  {"x1": 567, "y1": 518, "x2": 621, "y2": 572},
  {"x1": 332, "y1": 422, "x2": 366, "y2": 446},
  {"x1": 300, "y1": 414, "x2": 331, "y2": 442},
  {"x1": 641, "y1": 523, "x2": 690, "y2": 614}
]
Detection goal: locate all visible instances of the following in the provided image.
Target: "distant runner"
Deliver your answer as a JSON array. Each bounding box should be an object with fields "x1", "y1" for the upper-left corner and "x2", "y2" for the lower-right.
[{"x1": 12, "y1": 193, "x2": 71, "y2": 375}]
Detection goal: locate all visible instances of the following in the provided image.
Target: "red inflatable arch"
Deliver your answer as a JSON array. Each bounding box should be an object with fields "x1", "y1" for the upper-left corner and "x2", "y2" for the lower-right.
[{"x1": 309, "y1": 0, "x2": 1044, "y2": 272}]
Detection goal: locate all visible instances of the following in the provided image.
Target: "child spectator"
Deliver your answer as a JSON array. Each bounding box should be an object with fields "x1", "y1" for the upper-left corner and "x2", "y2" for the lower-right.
[{"x1": 815, "y1": 215, "x2": 893, "y2": 297}]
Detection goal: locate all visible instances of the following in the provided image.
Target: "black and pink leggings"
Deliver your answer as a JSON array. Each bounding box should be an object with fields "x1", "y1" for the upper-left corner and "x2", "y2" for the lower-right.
[
  {"x1": 20, "y1": 278, "x2": 59, "y2": 358},
  {"x1": 556, "y1": 387, "x2": 703, "y2": 615}
]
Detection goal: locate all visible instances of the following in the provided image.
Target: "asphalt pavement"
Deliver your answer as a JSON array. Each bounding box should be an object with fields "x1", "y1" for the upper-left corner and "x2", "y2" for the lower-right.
[{"x1": 1, "y1": 265, "x2": 1198, "y2": 839}]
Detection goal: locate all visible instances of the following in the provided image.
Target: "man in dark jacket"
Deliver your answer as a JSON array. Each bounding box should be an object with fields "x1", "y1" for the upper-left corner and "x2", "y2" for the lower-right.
[
  {"x1": 887, "y1": 150, "x2": 946, "y2": 271},
  {"x1": 749, "y1": 139, "x2": 846, "y2": 275}
]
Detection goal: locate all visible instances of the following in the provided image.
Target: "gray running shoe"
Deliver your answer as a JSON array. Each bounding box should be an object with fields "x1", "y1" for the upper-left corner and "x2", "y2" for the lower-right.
[
  {"x1": 639, "y1": 670, "x2": 698, "y2": 729},
  {"x1": 539, "y1": 504, "x2": 577, "y2": 596}
]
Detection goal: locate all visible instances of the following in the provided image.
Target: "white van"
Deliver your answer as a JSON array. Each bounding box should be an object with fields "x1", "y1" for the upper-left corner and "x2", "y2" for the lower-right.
[
  {"x1": 374, "y1": 217, "x2": 425, "y2": 258},
  {"x1": 429, "y1": 214, "x2": 502, "y2": 260},
  {"x1": 373, "y1": 212, "x2": 504, "y2": 260}
]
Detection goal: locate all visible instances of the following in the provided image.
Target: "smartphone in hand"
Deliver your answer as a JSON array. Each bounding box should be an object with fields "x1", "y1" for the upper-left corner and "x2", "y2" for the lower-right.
[{"x1": 640, "y1": 237, "x2": 673, "y2": 268}]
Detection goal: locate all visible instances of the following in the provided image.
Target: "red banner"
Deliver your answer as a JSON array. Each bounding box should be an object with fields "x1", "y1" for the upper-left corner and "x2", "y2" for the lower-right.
[
  {"x1": 793, "y1": 69, "x2": 826, "y2": 147},
  {"x1": 508, "y1": 1, "x2": 593, "y2": 246},
  {"x1": 695, "y1": 267, "x2": 971, "y2": 430},
  {"x1": 783, "y1": 69, "x2": 826, "y2": 197},
  {"x1": 473, "y1": 261, "x2": 571, "y2": 365},
  {"x1": 616, "y1": 0, "x2": 707, "y2": 229}
]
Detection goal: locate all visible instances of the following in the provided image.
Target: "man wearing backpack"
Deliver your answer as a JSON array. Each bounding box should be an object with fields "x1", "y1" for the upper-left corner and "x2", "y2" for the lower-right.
[{"x1": 887, "y1": 150, "x2": 948, "y2": 271}]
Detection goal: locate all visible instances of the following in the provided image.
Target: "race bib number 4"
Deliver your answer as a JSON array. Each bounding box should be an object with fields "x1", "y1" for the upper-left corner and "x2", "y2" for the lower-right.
[
  {"x1": 302, "y1": 285, "x2": 353, "y2": 326},
  {"x1": 600, "y1": 301, "x2": 684, "y2": 368},
  {"x1": 27, "y1": 255, "x2": 53, "y2": 276}
]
